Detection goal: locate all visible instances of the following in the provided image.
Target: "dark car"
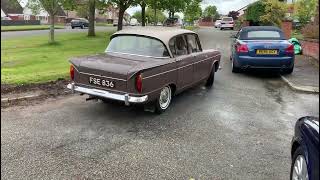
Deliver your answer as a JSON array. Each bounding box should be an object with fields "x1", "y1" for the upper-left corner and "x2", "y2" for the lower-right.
[
  {"x1": 230, "y1": 26, "x2": 294, "y2": 74},
  {"x1": 291, "y1": 116, "x2": 319, "y2": 180},
  {"x1": 67, "y1": 27, "x2": 221, "y2": 113},
  {"x1": 163, "y1": 18, "x2": 183, "y2": 28},
  {"x1": 71, "y1": 18, "x2": 89, "y2": 29}
]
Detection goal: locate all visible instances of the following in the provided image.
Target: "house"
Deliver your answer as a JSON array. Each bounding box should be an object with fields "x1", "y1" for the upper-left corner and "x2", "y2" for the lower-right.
[
  {"x1": 236, "y1": 4, "x2": 250, "y2": 17},
  {"x1": 1, "y1": 0, "x2": 24, "y2": 20},
  {"x1": 18, "y1": 0, "x2": 66, "y2": 24}
]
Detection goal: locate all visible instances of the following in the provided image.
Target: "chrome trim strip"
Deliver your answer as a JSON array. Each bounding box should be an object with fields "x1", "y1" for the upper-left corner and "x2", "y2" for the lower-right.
[
  {"x1": 106, "y1": 51, "x2": 170, "y2": 59},
  {"x1": 67, "y1": 83, "x2": 148, "y2": 105},
  {"x1": 79, "y1": 72, "x2": 127, "y2": 81},
  {"x1": 143, "y1": 54, "x2": 219, "y2": 79}
]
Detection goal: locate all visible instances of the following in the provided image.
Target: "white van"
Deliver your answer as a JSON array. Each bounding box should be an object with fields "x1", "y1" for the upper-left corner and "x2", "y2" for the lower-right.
[{"x1": 130, "y1": 18, "x2": 138, "y2": 26}]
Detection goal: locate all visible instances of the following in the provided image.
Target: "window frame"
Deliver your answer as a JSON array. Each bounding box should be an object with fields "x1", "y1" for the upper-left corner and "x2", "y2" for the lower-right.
[{"x1": 169, "y1": 33, "x2": 203, "y2": 57}]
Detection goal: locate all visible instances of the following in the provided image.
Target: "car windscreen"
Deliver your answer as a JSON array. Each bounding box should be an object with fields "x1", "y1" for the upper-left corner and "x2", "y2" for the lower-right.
[
  {"x1": 106, "y1": 35, "x2": 170, "y2": 58},
  {"x1": 239, "y1": 30, "x2": 285, "y2": 40},
  {"x1": 222, "y1": 17, "x2": 233, "y2": 21}
]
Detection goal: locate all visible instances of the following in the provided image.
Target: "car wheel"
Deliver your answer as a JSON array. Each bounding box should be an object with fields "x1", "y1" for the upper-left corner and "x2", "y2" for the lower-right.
[
  {"x1": 290, "y1": 146, "x2": 309, "y2": 180},
  {"x1": 205, "y1": 64, "x2": 216, "y2": 87},
  {"x1": 232, "y1": 59, "x2": 240, "y2": 73},
  {"x1": 231, "y1": 27, "x2": 234, "y2": 30},
  {"x1": 155, "y1": 86, "x2": 172, "y2": 114},
  {"x1": 71, "y1": 26, "x2": 74, "y2": 29},
  {"x1": 220, "y1": 28, "x2": 223, "y2": 30},
  {"x1": 81, "y1": 25, "x2": 84, "y2": 29}
]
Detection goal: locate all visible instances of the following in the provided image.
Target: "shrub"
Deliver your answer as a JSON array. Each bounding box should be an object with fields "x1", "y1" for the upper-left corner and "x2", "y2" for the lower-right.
[{"x1": 301, "y1": 24, "x2": 319, "y2": 39}]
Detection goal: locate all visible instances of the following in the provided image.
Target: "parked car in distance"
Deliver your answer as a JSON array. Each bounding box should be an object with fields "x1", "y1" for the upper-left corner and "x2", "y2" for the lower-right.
[
  {"x1": 290, "y1": 116, "x2": 319, "y2": 180},
  {"x1": 214, "y1": 19, "x2": 222, "y2": 28},
  {"x1": 113, "y1": 19, "x2": 128, "y2": 26},
  {"x1": 157, "y1": 22, "x2": 163, "y2": 26},
  {"x1": 68, "y1": 27, "x2": 221, "y2": 113},
  {"x1": 220, "y1": 17, "x2": 234, "y2": 30},
  {"x1": 230, "y1": 26, "x2": 295, "y2": 74},
  {"x1": 130, "y1": 18, "x2": 138, "y2": 26},
  {"x1": 163, "y1": 18, "x2": 183, "y2": 28},
  {"x1": 71, "y1": 18, "x2": 89, "y2": 29}
]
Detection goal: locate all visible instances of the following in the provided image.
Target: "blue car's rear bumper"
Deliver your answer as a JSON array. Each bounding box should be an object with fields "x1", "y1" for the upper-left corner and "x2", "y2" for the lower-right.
[{"x1": 234, "y1": 55, "x2": 294, "y2": 69}]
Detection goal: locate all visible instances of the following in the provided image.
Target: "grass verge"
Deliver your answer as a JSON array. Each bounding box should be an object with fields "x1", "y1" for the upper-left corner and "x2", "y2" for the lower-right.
[
  {"x1": 1, "y1": 25, "x2": 65, "y2": 32},
  {"x1": 1, "y1": 31, "x2": 113, "y2": 84},
  {"x1": 95, "y1": 23, "x2": 113, "y2": 26},
  {"x1": 184, "y1": 25, "x2": 199, "y2": 31}
]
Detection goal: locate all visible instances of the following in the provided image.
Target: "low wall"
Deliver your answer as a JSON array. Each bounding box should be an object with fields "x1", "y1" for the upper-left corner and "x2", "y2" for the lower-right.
[
  {"x1": 1, "y1": 20, "x2": 41, "y2": 26},
  {"x1": 198, "y1": 21, "x2": 213, "y2": 26},
  {"x1": 300, "y1": 39, "x2": 319, "y2": 60}
]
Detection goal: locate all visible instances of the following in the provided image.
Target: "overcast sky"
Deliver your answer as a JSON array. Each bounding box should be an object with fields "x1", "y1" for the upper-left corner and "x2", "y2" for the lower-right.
[{"x1": 127, "y1": 0, "x2": 259, "y2": 17}]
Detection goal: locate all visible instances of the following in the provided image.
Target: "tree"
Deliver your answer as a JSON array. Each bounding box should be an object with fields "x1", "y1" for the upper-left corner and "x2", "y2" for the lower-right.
[
  {"x1": 109, "y1": 0, "x2": 137, "y2": 30},
  {"x1": 26, "y1": 0, "x2": 70, "y2": 43},
  {"x1": 183, "y1": 0, "x2": 202, "y2": 24},
  {"x1": 260, "y1": 0, "x2": 286, "y2": 27},
  {"x1": 294, "y1": 0, "x2": 318, "y2": 26},
  {"x1": 139, "y1": 0, "x2": 146, "y2": 26},
  {"x1": 132, "y1": 10, "x2": 142, "y2": 22},
  {"x1": 202, "y1": 5, "x2": 217, "y2": 19},
  {"x1": 162, "y1": 0, "x2": 191, "y2": 18},
  {"x1": 227, "y1": 11, "x2": 239, "y2": 20},
  {"x1": 245, "y1": 0, "x2": 266, "y2": 25}
]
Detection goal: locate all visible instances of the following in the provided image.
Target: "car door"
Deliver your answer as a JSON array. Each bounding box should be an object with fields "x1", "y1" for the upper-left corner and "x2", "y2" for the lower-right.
[
  {"x1": 186, "y1": 34, "x2": 211, "y2": 81},
  {"x1": 170, "y1": 35, "x2": 195, "y2": 88}
]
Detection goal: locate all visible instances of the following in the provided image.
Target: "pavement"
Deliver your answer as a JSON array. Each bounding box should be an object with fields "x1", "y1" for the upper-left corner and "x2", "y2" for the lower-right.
[
  {"x1": 281, "y1": 55, "x2": 319, "y2": 93},
  {"x1": 1, "y1": 27, "x2": 319, "y2": 180},
  {"x1": 1, "y1": 26, "x2": 116, "y2": 40}
]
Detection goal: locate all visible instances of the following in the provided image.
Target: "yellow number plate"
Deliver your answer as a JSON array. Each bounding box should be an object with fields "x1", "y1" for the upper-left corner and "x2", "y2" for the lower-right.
[{"x1": 256, "y1": 50, "x2": 278, "y2": 55}]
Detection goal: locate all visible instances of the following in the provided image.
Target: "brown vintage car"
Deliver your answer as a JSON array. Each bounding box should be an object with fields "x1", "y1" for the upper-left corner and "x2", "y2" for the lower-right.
[{"x1": 67, "y1": 27, "x2": 221, "y2": 113}]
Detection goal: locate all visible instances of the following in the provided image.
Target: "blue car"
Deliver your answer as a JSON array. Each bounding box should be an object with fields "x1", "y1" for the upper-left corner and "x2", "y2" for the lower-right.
[
  {"x1": 230, "y1": 26, "x2": 294, "y2": 74},
  {"x1": 291, "y1": 116, "x2": 319, "y2": 180}
]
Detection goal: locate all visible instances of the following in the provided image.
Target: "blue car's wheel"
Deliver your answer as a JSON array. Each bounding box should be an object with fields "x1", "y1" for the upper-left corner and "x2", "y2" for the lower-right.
[
  {"x1": 231, "y1": 58, "x2": 240, "y2": 73},
  {"x1": 290, "y1": 146, "x2": 309, "y2": 180}
]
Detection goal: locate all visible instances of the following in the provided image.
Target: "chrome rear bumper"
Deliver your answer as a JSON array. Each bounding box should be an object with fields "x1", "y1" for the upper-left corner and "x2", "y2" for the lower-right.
[{"x1": 67, "y1": 83, "x2": 148, "y2": 105}]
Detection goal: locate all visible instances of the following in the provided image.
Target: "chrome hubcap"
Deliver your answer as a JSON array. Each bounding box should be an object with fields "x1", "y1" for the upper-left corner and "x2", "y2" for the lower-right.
[
  {"x1": 159, "y1": 86, "x2": 171, "y2": 109},
  {"x1": 292, "y1": 155, "x2": 309, "y2": 180}
]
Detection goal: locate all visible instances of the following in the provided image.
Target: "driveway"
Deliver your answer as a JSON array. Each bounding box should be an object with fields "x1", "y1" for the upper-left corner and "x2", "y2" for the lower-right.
[
  {"x1": 1, "y1": 27, "x2": 319, "y2": 180},
  {"x1": 1, "y1": 26, "x2": 116, "y2": 40}
]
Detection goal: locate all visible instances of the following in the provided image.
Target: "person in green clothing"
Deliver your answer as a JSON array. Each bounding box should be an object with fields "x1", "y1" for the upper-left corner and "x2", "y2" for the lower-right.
[{"x1": 288, "y1": 38, "x2": 303, "y2": 55}]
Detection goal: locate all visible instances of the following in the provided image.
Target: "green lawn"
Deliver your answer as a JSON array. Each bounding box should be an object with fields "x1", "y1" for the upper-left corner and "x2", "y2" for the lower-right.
[
  {"x1": 95, "y1": 22, "x2": 113, "y2": 26},
  {"x1": 1, "y1": 31, "x2": 113, "y2": 84},
  {"x1": 184, "y1": 25, "x2": 199, "y2": 31},
  {"x1": 1, "y1": 25, "x2": 65, "y2": 32}
]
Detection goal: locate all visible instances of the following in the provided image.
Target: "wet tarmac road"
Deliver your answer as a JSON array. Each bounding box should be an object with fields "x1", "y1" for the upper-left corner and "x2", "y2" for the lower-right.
[{"x1": 1, "y1": 27, "x2": 319, "y2": 180}]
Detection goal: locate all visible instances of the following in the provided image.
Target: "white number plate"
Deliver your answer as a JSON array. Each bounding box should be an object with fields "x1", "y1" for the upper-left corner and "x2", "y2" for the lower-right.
[{"x1": 89, "y1": 76, "x2": 115, "y2": 88}]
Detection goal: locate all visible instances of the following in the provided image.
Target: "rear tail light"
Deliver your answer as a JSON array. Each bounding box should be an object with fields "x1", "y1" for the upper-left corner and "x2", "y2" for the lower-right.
[
  {"x1": 285, "y1": 44, "x2": 294, "y2": 54},
  {"x1": 236, "y1": 43, "x2": 249, "y2": 53},
  {"x1": 70, "y1": 64, "x2": 74, "y2": 80},
  {"x1": 135, "y1": 73, "x2": 143, "y2": 93}
]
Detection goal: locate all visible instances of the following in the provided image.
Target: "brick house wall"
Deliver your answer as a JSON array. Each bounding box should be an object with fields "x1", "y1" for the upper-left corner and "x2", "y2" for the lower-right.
[
  {"x1": 281, "y1": 20, "x2": 292, "y2": 39},
  {"x1": 300, "y1": 39, "x2": 319, "y2": 60}
]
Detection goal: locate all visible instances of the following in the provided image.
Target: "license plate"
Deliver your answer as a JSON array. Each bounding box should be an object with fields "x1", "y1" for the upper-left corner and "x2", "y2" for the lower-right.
[
  {"x1": 256, "y1": 49, "x2": 278, "y2": 55},
  {"x1": 89, "y1": 76, "x2": 115, "y2": 88}
]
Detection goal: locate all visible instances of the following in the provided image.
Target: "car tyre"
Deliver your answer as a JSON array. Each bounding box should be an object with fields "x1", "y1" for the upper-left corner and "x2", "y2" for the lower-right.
[
  {"x1": 290, "y1": 146, "x2": 309, "y2": 180},
  {"x1": 71, "y1": 26, "x2": 74, "y2": 29},
  {"x1": 81, "y1": 25, "x2": 84, "y2": 29},
  {"x1": 220, "y1": 28, "x2": 223, "y2": 30},
  {"x1": 232, "y1": 59, "x2": 240, "y2": 73},
  {"x1": 155, "y1": 86, "x2": 172, "y2": 114},
  {"x1": 205, "y1": 64, "x2": 216, "y2": 87}
]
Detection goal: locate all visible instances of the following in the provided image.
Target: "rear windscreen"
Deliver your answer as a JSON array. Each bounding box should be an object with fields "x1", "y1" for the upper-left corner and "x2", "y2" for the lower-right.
[
  {"x1": 222, "y1": 17, "x2": 233, "y2": 21},
  {"x1": 240, "y1": 30, "x2": 285, "y2": 40}
]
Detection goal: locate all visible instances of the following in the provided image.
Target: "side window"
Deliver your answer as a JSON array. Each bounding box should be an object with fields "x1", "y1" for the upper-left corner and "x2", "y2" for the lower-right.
[
  {"x1": 186, "y1": 34, "x2": 201, "y2": 53},
  {"x1": 169, "y1": 35, "x2": 188, "y2": 57}
]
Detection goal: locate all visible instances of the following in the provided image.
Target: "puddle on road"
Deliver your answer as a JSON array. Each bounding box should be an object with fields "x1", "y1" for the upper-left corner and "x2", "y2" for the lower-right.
[{"x1": 264, "y1": 80, "x2": 286, "y2": 104}]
